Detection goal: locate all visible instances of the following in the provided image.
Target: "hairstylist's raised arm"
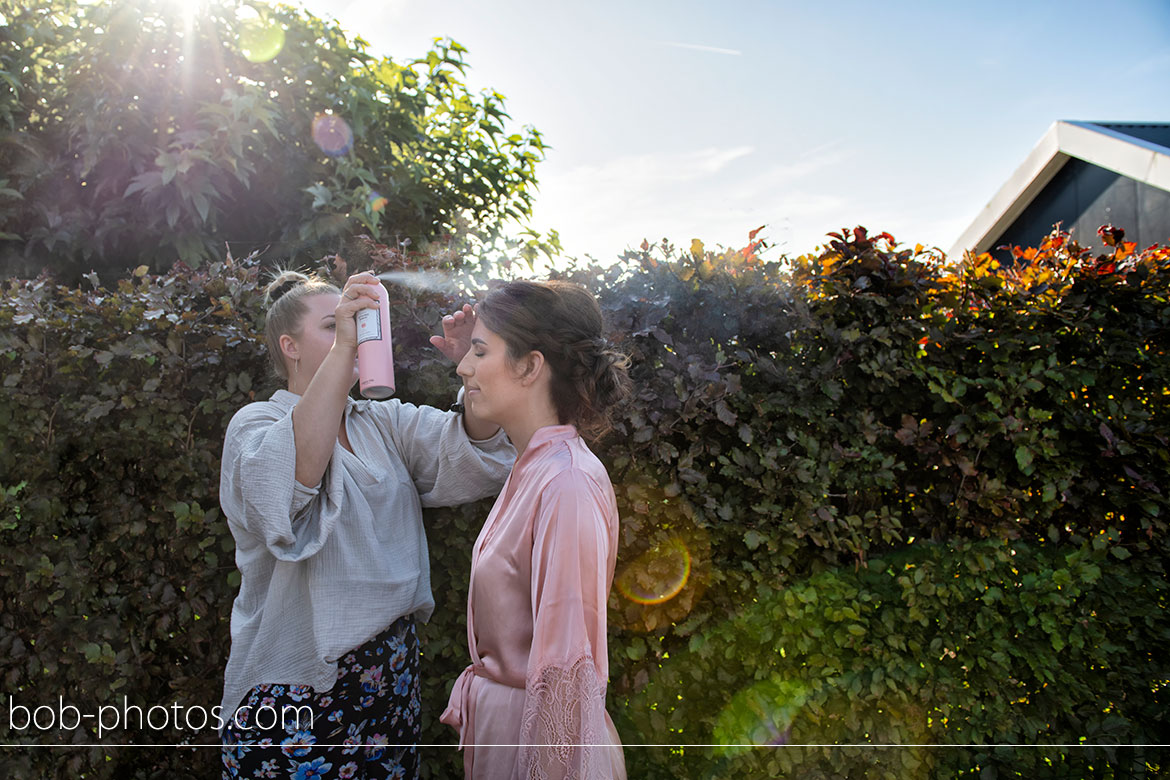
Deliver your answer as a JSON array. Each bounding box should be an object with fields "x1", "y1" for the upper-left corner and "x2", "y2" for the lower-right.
[{"x1": 288, "y1": 272, "x2": 381, "y2": 487}]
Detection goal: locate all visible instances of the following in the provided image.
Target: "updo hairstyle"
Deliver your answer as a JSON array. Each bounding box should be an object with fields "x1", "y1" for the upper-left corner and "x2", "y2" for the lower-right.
[
  {"x1": 477, "y1": 280, "x2": 631, "y2": 442},
  {"x1": 262, "y1": 269, "x2": 341, "y2": 380}
]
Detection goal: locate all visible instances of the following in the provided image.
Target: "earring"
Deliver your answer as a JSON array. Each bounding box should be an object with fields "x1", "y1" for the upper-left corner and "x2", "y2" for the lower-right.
[{"x1": 295, "y1": 358, "x2": 300, "y2": 375}]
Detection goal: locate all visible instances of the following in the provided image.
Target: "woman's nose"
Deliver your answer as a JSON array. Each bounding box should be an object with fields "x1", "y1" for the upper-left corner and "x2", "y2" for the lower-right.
[{"x1": 456, "y1": 356, "x2": 472, "y2": 378}]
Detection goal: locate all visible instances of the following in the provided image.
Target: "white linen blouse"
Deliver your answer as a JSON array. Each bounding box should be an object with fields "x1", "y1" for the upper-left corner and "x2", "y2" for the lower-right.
[{"x1": 217, "y1": 388, "x2": 514, "y2": 721}]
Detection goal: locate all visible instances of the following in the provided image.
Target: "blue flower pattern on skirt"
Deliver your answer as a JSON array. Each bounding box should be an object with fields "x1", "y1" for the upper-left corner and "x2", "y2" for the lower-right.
[{"x1": 221, "y1": 616, "x2": 420, "y2": 780}]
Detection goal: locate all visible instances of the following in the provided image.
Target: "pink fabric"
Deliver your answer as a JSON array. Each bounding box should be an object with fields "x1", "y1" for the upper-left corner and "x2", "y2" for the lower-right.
[{"x1": 441, "y1": 425, "x2": 626, "y2": 779}]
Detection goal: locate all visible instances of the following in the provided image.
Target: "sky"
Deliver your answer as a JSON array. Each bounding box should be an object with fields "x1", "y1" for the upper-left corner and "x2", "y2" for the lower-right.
[{"x1": 296, "y1": 0, "x2": 1170, "y2": 262}]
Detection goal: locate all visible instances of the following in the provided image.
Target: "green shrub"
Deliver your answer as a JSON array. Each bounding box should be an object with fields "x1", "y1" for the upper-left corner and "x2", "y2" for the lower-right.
[
  {"x1": 1, "y1": 227, "x2": 1167, "y2": 778},
  {"x1": 0, "y1": 0, "x2": 545, "y2": 280}
]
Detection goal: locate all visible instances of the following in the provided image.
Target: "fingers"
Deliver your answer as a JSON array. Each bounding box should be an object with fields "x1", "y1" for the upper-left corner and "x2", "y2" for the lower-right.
[
  {"x1": 432, "y1": 303, "x2": 476, "y2": 363},
  {"x1": 342, "y1": 283, "x2": 380, "y2": 301},
  {"x1": 345, "y1": 271, "x2": 378, "y2": 286},
  {"x1": 340, "y1": 272, "x2": 382, "y2": 309},
  {"x1": 338, "y1": 287, "x2": 379, "y2": 314},
  {"x1": 442, "y1": 303, "x2": 475, "y2": 329}
]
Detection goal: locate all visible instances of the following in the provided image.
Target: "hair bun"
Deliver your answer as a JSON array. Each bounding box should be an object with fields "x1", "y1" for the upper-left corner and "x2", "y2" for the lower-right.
[
  {"x1": 264, "y1": 270, "x2": 310, "y2": 308},
  {"x1": 593, "y1": 346, "x2": 632, "y2": 411}
]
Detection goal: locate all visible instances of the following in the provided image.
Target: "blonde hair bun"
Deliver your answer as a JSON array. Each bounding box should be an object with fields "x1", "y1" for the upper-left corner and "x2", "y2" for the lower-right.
[{"x1": 264, "y1": 269, "x2": 313, "y2": 309}]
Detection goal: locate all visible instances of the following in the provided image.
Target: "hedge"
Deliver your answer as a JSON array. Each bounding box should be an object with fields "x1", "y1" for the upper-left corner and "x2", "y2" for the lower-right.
[{"x1": 0, "y1": 227, "x2": 1167, "y2": 778}]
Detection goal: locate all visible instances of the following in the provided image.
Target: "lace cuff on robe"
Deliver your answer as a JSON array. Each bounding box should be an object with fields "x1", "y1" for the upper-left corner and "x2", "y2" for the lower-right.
[{"x1": 517, "y1": 653, "x2": 609, "y2": 780}]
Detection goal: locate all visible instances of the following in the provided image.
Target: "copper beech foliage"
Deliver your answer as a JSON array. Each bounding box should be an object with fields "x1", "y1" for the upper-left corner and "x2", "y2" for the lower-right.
[{"x1": 0, "y1": 226, "x2": 1167, "y2": 778}]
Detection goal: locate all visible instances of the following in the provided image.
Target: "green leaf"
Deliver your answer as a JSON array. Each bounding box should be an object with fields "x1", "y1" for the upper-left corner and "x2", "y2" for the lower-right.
[
  {"x1": 1014, "y1": 445, "x2": 1034, "y2": 473},
  {"x1": 715, "y1": 400, "x2": 736, "y2": 426},
  {"x1": 192, "y1": 192, "x2": 211, "y2": 223},
  {"x1": 307, "y1": 184, "x2": 333, "y2": 210},
  {"x1": 626, "y1": 638, "x2": 646, "y2": 660}
]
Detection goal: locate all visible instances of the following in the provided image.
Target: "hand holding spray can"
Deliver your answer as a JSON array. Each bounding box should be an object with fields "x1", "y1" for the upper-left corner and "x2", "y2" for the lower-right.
[{"x1": 356, "y1": 281, "x2": 395, "y2": 399}]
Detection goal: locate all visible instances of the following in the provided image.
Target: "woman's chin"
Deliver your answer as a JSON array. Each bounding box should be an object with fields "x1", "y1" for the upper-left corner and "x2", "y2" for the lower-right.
[{"x1": 468, "y1": 401, "x2": 502, "y2": 428}]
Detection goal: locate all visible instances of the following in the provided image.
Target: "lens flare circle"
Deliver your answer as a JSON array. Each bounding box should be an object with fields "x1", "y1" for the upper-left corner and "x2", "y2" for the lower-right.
[
  {"x1": 312, "y1": 113, "x2": 354, "y2": 157},
  {"x1": 367, "y1": 191, "x2": 388, "y2": 213},
  {"x1": 238, "y1": 18, "x2": 285, "y2": 63},
  {"x1": 714, "y1": 676, "x2": 808, "y2": 753},
  {"x1": 616, "y1": 537, "x2": 691, "y2": 606}
]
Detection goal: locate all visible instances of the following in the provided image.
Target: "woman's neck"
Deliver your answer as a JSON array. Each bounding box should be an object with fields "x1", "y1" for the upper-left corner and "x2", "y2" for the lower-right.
[{"x1": 502, "y1": 403, "x2": 561, "y2": 457}]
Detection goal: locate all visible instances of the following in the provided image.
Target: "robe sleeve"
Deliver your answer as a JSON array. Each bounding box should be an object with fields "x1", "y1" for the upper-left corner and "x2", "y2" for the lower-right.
[
  {"x1": 518, "y1": 470, "x2": 614, "y2": 779},
  {"x1": 378, "y1": 399, "x2": 514, "y2": 508},
  {"x1": 219, "y1": 403, "x2": 342, "y2": 560}
]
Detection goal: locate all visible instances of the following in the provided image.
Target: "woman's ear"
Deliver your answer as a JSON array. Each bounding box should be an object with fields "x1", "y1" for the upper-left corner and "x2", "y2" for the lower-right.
[
  {"x1": 516, "y1": 350, "x2": 546, "y2": 386},
  {"x1": 279, "y1": 333, "x2": 300, "y2": 364}
]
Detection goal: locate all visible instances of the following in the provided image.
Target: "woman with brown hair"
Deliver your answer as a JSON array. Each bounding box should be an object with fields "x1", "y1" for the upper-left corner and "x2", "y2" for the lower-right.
[
  {"x1": 440, "y1": 280, "x2": 631, "y2": 779},
  {"x1": 219, "y1": 270, "x2": 514, "y2": 780}
]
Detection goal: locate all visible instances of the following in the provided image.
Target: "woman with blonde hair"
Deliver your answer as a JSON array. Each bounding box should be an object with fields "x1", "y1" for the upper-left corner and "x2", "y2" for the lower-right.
[
  {"x1": 219, "y1": 269, "x2": 514, "y2": 780},
  {"x1": 441, "y1": 279, "x2": 630, "y2": 779}
]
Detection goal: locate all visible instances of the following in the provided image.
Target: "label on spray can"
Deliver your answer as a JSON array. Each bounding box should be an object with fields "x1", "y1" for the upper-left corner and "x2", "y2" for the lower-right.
[{"x1": 356, "y1": 307, "x2": 382, "y2": 345}]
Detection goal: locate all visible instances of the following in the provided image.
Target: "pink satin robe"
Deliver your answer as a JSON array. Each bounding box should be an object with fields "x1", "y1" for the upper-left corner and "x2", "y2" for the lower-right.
[{"x1": 441, "y1": 425, "x2": 626, "y2": 779}]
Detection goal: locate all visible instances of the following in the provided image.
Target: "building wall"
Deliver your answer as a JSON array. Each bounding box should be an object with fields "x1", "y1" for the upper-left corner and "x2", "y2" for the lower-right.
[{"x1": 990, "y1": 158, "x2": 1170, "y2": 263}]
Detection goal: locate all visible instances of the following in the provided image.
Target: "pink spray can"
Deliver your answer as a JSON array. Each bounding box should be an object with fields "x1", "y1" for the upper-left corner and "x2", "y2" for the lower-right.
[{"x1": 356, "y1": 282, "x2": 395, "y2": 399}]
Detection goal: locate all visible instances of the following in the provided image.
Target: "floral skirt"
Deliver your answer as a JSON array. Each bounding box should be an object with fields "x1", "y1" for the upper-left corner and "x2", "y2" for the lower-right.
[{"x1": 221, "y1": 615, "x2": 420, "y2": 780}]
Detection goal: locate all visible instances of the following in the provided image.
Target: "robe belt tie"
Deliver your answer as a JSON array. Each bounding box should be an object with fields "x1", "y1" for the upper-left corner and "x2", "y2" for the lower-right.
[{"x1": 441, "y1": 661, "x2": 522, "y2": 750}]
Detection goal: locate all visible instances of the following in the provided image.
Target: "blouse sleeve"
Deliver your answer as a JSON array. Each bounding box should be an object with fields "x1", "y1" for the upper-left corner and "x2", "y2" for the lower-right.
[
  {"x1": 518, "y1": 470, "x2": 614, "y2": 779},
  {"x1": 219, "y1": 403, "x2": 341, "y2": 561},
  {"x1": 379, "y1": 399, "x2": 514, "y2": 508}
]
